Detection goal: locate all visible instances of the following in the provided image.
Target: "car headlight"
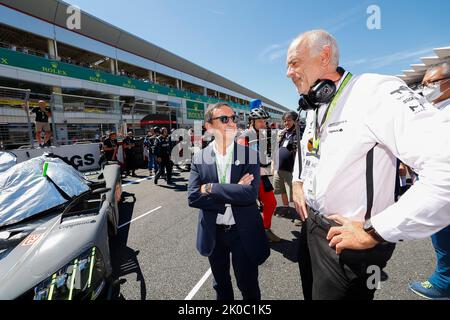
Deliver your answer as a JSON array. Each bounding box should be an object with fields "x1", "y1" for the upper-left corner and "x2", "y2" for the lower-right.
[{"x1": 32, "y1": 247, "x2": 106, "y2": 300}]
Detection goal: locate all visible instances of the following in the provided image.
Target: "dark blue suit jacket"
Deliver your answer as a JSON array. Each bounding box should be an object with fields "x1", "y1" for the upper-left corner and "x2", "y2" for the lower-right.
[{"x1": 187, "y1": 142, "x2": 270, "y2": 266}]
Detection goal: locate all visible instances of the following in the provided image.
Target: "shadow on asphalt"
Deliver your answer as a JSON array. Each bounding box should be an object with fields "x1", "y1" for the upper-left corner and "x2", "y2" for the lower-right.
[
  {"x1": 274, "y1": 206, "x2": 299, "y2": 220},
  {"x1": 109, "y1": 191, "x2": 147, "y2": 300},
  {"x1": 268, "y1": 230, "x2": 301, "y2": 263},
  {"x1": 155, "y1": 176, "x2": 188, "y2": 192}
]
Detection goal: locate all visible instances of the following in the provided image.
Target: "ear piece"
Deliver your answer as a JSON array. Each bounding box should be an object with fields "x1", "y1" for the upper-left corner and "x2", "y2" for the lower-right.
[
  {"x1": 298, "y1": 80, "x2": 337, "y2": 111},
  {"x1": 310, "y1": 80, "x2": 337, "y2": 104},
  {"x1": 297, "y1": 66, "x2": 345, "y2": 111}
]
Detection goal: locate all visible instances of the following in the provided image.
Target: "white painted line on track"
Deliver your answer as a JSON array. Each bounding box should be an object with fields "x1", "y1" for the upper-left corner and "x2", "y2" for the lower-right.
[
  {"x1": 185, "y1": 268, "x2": 212, "y2": 300},
  {"x1": 118, "y1": 206, "x2": 162, "y2": 229},
  {"x1": 121, "y1": 169, "x2": 185, "y2": 187},
  {"x1": 122, "y1": 175, "x2": 154, "y2": 187}
]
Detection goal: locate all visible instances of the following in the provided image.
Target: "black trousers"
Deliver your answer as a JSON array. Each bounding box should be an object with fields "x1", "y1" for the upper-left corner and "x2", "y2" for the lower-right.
[
  {"x1": 297, "y1": 220, "x2": 313, "y2": 300},
  {"x1": 208, "y1": 227, "x2": 261, "y2": 300},
  {"x1": 125, "y1": 152, "x2": 136, "y2": 173},
  {"x1": 155, "y1": 159, "x2": 173, "y2": 182},
  {"x1": 298, "y1": 218, "x2": 395, "y2": 300}
]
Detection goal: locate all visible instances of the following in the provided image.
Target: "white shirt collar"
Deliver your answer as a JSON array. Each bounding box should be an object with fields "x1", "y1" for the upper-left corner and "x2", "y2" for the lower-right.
[{"x1": 336, "y1": 71, "x2": 349, "y2": 88}]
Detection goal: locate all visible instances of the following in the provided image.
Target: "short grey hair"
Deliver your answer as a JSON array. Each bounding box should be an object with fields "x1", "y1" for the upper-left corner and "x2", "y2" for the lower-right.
[
  {"x1": 427, "y1": 60, "x2": 450, "y2": 77},
  {"x1": 291, "y1": 29, "x2": 340, "y2": 66},
  {"x1": 205, "y1": 102, "x2": 231, "y2": 123}
]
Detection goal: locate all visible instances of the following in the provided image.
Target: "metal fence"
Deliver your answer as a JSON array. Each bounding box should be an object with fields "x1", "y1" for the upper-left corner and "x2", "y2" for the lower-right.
[
  {"x1": 50, "y1": 92, "x2": 123, "y2": 146},
  {"x1": 0, "y1": 86, "x2": 33, "y2": 149},
  {"x1": 1, "y1": 88, "x2": 181, "y2": 150}
]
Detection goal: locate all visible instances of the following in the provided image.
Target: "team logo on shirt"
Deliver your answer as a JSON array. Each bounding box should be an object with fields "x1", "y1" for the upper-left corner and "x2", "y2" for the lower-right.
[
  {"x1": 390, "y1": 86, "x2": 428, "y2": 114},
  {"x1": 327, "y1": 120, "x2": 347, "y2": 134}
]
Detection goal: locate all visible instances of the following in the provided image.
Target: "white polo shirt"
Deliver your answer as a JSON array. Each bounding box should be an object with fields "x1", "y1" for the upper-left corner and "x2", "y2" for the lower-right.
[
  {"x1": 293, "y1": 73, "x2": 450, "y2": 242},
  {"x1": 213, "y1": 141, "x2": 236, "y2": 226}
]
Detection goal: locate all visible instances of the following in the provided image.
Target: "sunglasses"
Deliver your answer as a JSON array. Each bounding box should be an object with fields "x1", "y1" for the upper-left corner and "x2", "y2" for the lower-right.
[{"x1": 211, "y1": 115, "x2": 239, "y2": 124}]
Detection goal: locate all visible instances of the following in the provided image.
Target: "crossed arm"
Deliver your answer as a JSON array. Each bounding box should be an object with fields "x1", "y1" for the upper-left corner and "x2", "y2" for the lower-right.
[{"x1": 188, "y1": 161, "x2": 260, "y2": 210}]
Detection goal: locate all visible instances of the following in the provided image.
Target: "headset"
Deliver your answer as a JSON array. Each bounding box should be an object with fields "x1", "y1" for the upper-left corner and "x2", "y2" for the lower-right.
[{"x1": 297, "y1": 67, "x2": 345, "y2": 111}]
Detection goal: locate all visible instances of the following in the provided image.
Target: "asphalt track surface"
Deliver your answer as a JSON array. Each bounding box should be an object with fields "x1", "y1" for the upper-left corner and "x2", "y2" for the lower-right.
[{"x1": 97, "y1": 168, "x2": 436, "y2": 300}]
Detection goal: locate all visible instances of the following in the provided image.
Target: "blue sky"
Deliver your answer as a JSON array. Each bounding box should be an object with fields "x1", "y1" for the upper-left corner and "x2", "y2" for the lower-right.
[{"x1": 69, "y1": 0, "x2": 450, "y2": 110}]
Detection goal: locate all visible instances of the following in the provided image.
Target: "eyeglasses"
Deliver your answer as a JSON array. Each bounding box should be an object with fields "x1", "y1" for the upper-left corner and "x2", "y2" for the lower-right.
[{"x1": 211, "y1": 115, "x2": 239, "y2": 124}]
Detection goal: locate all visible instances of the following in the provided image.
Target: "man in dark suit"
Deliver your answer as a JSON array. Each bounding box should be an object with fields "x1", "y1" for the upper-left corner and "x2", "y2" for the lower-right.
[{"x1": 188, "y1": 102, "x2": 270, "y2": 300}]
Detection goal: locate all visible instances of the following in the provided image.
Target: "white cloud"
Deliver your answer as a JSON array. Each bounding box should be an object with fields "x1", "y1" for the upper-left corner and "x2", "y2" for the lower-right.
[
  {"x1": 326, "y1": 2, "x2": 370, "y2": 34},
  {"x1": 257, "y1": 2, "x2": 370, "y2": 63},
  {"x1": 257, "y1": 40, "x2": 293, "y2": 63},
  {"x1": 343, "y1": 47, "x2": 434, "y2": 69},
  {"x1": 344, "y1": 58, "x2": 369, "y2": 67},
  {"x1": 208, "y1": 9, "x2": 225, "y2": 16},
  {"x1": 370, "y1": 47, "x2": 434, "y2": 68}
]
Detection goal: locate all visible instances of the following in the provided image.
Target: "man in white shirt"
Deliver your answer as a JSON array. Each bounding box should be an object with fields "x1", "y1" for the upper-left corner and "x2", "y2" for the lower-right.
[
  {"x1": 287, "y1": 30, "x2": 450, "y2": 300},
  {"x1": 409, "y1": 60, "x2": 450, "y2": 299},
  {"x1": 188, "y1": 102, "x2": 270, "y2": 300}
]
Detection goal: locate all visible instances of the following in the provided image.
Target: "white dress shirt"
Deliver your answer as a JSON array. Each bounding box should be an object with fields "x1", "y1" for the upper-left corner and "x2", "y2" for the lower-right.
[
  {"x1": 293, "y1": 73, "x2": 450, "y2": 242},
  {"x1": 213, "y1": 141, "x2": 236, "y2": 226}
]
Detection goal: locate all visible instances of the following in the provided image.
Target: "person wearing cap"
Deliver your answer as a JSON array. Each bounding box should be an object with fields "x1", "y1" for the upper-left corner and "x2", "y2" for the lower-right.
[
  {"x1": 409, "y1": 60, "x2": 450, "y2": 300},
  {"x1": 287, "y1": 30, "x2": 450, "y2": 300},
  {"x1": 237, "y1": 100, "x2": 281, "y2": 243}
]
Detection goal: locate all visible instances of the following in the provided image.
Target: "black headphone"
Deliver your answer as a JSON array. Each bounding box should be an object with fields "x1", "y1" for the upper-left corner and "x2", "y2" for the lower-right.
[{"x1": 298, "y1": 67, "x2": 345, "y2": 111}]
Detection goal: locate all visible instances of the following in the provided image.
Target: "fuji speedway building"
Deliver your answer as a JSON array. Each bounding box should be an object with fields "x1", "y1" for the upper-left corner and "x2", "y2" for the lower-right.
[{"x1": 0, "y1": 0, "x2": 290, "y2": 149}]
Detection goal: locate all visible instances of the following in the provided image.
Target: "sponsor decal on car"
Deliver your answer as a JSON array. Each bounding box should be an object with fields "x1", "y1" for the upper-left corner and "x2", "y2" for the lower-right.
[{"x1": 21, "y1": 233, "x2": 42, "y2": 246}]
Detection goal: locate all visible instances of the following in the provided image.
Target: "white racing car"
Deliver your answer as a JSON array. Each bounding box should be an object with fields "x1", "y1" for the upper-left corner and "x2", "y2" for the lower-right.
[{"x1": 0, "y1": 153, "x2": 122, "y2": 300}]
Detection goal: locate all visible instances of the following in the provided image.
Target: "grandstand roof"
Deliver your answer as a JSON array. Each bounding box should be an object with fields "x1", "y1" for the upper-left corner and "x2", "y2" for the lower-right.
[
  {"x1": 0, "y1": 0, "x2": 290, "y2": 111},
  {"x1": 396, "y1": 46, "x2": 450, "y2": 85}
]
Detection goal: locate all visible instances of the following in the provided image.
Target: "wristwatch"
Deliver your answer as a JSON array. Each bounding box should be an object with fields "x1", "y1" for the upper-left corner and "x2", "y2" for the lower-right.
[
  {"x1": 363, "y1": 219, "x2": 388, "y2": 244},
  {"x1": 204, "y1": 183, "x2": 213, "y2": 194}
]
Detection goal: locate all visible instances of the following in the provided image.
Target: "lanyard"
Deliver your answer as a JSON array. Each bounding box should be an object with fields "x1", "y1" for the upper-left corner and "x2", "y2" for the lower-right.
[
  {"x1": 285, "y1": 130, "x2": 294, "y2": 141},
  {"x1": 312, "y1": 72, "x2": 353, "y2": 153},
  {"x1": 216, "y1": 145, "x2": 234, "y2": 184}
]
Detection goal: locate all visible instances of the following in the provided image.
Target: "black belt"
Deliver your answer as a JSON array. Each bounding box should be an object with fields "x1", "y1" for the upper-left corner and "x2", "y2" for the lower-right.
[
  {"x1": 216, "y1": 224, "x2": 237, "y2": 232},
  {"x1": 307, "y1": 208, "x2": 396, "y2": 263},
  {"x1": 308, "y1": 207, "x2": 340, "y2": 232}
]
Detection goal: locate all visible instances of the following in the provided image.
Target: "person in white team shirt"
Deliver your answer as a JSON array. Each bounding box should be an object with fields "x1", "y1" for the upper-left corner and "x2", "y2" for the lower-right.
[
  {"x1": 287, "y1": 30, "x2": 450, "y2": 300},
  {"x1": 422, "y1": 60, "x2": 450, "y2": 114},
  {"x1": 409, "y1": 60, "x2": 450, "y2": 300}
]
